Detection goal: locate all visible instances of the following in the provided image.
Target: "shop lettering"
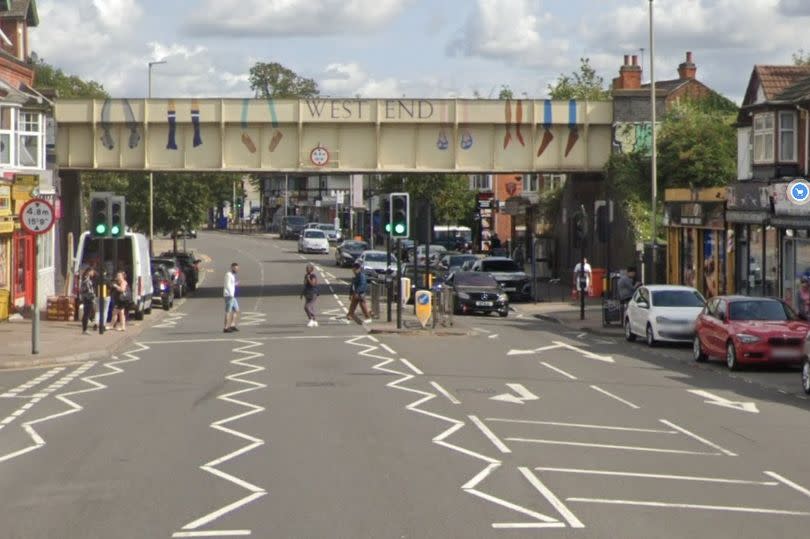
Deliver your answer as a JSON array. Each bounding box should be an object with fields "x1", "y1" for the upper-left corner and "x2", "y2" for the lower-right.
[{"x1": 303, "y1": 99, "x2": 435, "y2": 120}]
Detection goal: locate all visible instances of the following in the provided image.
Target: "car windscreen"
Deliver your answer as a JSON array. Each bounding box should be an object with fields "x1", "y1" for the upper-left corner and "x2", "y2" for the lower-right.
[
  {"x1": 448, "y1": 255, "x2": 475, "y2": 267},
  {"x1": 318, "y1": 224, "x2": 336, "y2": 231},
  {"x1": 365, "y1": 253, "x2": 395, "y2": 263},
  {"x1": 455, "y1": 273, "x2": 498, "y2": 287},
  {"x1": 152, "y1": 258, "x2": 176, "y2": 268},
  {"x1": 729, "y1": 300, "x2": 795, "y2": 321},
  {"x1": 304, "y1": 230, "x2": 326, "y2": 238},
  {"x1": 343, "y1": 241, "x2": 367, "y2": 251},
  {"x1": 481, "y1": 260, "x2": 519, "y2": 272},
  {"x1": 651, "y1": 290, "x2": 705, "y2": 307},
  {"x1": 286, "y1": 217, "x2": 307, "y2": 224}
]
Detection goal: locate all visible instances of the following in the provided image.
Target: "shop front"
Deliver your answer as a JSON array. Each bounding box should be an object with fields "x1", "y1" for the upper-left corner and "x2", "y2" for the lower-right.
[
  {"x1": 726, "y1": 182, "x2": 775, "y2": 298},
  {"x1": 664, "y1": 188, "x2": 730, "y2": 298},
  {"x1": 0, "y1": 181, "x2": 11, "y2": 319},
  {"x1": 770, "y1": 181, "x2": 810, "y2": 311}
]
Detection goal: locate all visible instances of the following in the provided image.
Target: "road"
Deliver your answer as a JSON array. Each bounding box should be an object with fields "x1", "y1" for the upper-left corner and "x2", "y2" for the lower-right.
[{"x1": 2, "y1": 231, "x2": 810, "y2": 538}]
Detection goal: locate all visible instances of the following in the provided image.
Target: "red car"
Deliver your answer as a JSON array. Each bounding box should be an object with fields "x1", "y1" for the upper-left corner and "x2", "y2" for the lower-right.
[{"x1": 693, "y1": 296, "x2": 810, "y2": 370}]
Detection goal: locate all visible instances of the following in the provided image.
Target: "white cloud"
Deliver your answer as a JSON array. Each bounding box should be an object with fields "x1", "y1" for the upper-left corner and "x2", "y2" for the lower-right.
[
  {"x1": 448, "y1": 0, "x2": 570, "y2": 69},
  {"x1": 320, "y1": 63, "x2": 404, "y2": 97},
  {"x1": 186, "y1": 0, "x2": 410, "y2": 37},
  {"x1": 779, "y1": 0, "x2": 810, "y2": 15}
]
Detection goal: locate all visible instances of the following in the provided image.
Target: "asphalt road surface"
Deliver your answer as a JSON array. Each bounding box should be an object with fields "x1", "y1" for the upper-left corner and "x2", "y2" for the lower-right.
[{"x1": 2, "y1": 231, "x2": 810, "y2": 538}]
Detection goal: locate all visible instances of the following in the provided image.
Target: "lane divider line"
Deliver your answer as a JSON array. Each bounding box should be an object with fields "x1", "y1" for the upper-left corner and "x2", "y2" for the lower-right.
[
  {"x1": 659, "y1": 419, "x2": 737, "y2": 457},
  {"x1": 469, "y1": 415, "x2": 511, "y2": 454},
  {"x1": 0, "y1": 366, "x2": 66, "y2": 397},
  {"x1": 590, "y1": 385, "x2": 640, "y2": 410}
]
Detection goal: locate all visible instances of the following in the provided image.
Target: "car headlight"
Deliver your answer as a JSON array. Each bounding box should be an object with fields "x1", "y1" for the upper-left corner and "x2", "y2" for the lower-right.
[
  {"x1": 457, "y1": 292, "x2": 471, "y2": 300},
  {"x1": 498, "y1": 294, "x2": 508, "y2": 302},
  {"x1": 736, "y1": 333, "x2": 761, "y2": 344}
]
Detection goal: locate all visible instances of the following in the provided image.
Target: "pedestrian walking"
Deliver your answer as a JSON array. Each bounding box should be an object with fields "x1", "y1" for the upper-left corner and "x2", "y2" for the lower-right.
[
  {"x1": 617, "y1": 266, "x2": 639, "y2": 325},
  {"x1": 110, "y1": 271, "x2": 130, "y2": 331},
  {"x1": 573, "y1": 257, "x2": 593, "y2": 295},
  {"x1": 79, "y1": 267, "x2": 97, "y2": 335},
  {"x1": 347, "y1": 261, "x2": 372, "y2": 324},
  {"x1": 302, "y1": 263, "x2": 319, "y2": 327},
  {"x1": 223, "y1": 262, "x2": 240, "y2": 333}
]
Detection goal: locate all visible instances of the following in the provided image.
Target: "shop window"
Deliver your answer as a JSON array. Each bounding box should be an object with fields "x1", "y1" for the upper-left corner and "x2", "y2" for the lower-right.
[
  {"x1": 470, "y1": 174, "x2": 492, "y2": 191},
  {"x1": 0, "y1": 240, "x2": 7, "y2": 288},
  {"x1": 779, "y1": 111, "x2": 797, "y2": 162},
  {"x1": 36, "y1": 228, "x2": 53, "y2": 269},
  {"x1": 543, "y1": 174, "x2": 567, "y2": 191},
  {"x1": 753, "y1": 112, "x2": 774, "y2": 163},
  {"x1": 523, "y1": 174, "x2": 539, "y2": 192},
  {"x1": 17, "y1": 111, "x2": 42, "y2": 168},
  {"x1": 0, "y1": 106, "x2": 15, "y2": 166}
]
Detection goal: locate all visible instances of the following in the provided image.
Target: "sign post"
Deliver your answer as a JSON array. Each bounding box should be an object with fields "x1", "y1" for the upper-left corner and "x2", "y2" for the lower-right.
[{"x1": 19, "y1": 198, "x2": 55, "y2": 355}]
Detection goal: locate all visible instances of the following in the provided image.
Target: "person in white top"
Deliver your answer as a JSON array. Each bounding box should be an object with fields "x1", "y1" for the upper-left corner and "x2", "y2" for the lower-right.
[
  {"x1": 223, "y1": 262, "x2": 240, "y2": 333},
  {"x1": 573, "y1": 258, "x2": 592, "y2": 295}
]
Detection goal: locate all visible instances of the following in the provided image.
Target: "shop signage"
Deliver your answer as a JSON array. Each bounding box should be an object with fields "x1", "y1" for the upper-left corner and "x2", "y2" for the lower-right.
[
  {"x1": 0, "y1": 220, "x2": 13, "y2": 233},
  {"x1": 772, "y1": 181, "x2": 810, "y2": 217},
  {"x1": 727, "y1": 183, "x2": 769, "y2": 210},
  {"x1": 665, "y1": 202, "x2": 724, "y2": 228},
  {"x1": 0, "y1": 185, "x2": 9, "y2": 217}
]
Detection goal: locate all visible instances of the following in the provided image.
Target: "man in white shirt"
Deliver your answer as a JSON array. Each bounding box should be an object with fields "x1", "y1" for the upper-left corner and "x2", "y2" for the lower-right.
[
  {"x1": 573, "y1": 258, "x2": 592, "y2": 295},
  {"x1": 223, "y1": 262, "x2": 240, "y2": 333}
]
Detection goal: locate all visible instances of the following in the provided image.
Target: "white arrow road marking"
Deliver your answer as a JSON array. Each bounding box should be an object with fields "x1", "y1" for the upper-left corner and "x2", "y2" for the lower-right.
[
  {"x1": 490, "y1": 383, "x2": 539, "y2": 404},
  {"x1": 507, "y1": 342, "x2": 614, "y2": 363},
  {"x1": 687, "y1": 389, "x2": 760, "y2": 414}
]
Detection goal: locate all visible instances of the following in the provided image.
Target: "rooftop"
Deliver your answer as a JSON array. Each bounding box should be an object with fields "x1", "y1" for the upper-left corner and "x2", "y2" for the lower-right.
[{"x1": 753, "y1": 65, "x2": 810, "y2": 101}]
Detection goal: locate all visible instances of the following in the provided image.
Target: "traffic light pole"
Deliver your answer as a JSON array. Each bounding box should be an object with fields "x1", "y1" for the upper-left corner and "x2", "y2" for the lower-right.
[
  {"x1": 386, "y1": 233, "x2": 392, "y2": 323},
  {"x1": 396, "y1": 238, "x2": 402, "y2": 330},
  {"x1": 98, "y1": 239, "x2": 106, "y2": 335},
  {"x1": 580, "y1": 241, "x2": 586, "y2": 321}
]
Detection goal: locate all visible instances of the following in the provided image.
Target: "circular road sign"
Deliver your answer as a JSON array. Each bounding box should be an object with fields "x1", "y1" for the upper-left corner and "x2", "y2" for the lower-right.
[
  {"x1": 787, "y1": 179, "x2": 810, "y2": 206},
  {"x1": 19, "y1": 198, "x2": 55, "y2": 235},
  {"x1": 310, "y1": 145, "x2": 330, "y2": 167}
]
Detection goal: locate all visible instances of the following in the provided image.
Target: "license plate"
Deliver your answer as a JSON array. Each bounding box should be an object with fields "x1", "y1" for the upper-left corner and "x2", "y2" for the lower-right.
[
  {"x1": 772, "y1": 349, "x2": 801, "y2": 359},
  {"x1": 503, "y1": 287, "x2": 516, "y2": 292},
  {"x1": 476, "y1": 301, "x2": 494, "y2": 307}
]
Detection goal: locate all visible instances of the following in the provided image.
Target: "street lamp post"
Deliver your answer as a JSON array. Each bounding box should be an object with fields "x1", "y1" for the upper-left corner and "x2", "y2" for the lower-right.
[
  {"x1": 649, "y1": 0, "x2": 658, "y2": 284},
  {"x1": 148, "y1": 60, "x2": 167, "y2": 255}
]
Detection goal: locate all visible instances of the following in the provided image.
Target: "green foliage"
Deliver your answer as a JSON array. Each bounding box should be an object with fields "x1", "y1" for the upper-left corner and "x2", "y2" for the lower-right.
[
  {"x1": 536, "y1": 185, "x2": 564, "y2": 225},
  {"x1": 658, "y1": 102, "x2": 737, "y2": 189},
  {"x1": 498, "y1": 85, "x2": 514, "y2": 100},
  {"x1": 379, "y1": 174, "x2": 476, "y2": 227},
  {"x1": 793, "y1": 49, "x2": 810, "y2": 66},
  {"x1": 548, "y1": 58, "x2": 611, "y2": 101},
  {"x1": 33, "y1": 57, "x2": 108, "y2": 98},
  {"x1": 248, "y1": 62, "x2": 319, "y2": 99},
  {"x1": 605, "y1": 152, "x2": 655, "y2": 241}
]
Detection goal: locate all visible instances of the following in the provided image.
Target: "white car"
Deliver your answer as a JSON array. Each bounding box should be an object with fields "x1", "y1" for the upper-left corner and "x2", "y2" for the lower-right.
[
  {"x1": 415, "y1": 244, "x2": 447, "y2": 266},
  {"x1": 625, "y1": 285, "x2": 706, "y2": 346},
  {"x1": 317, "y1": 223, "x2": 343, "y2": 243},
  {"x1": 298, "y1": 229, "x2": 330, "y2": 254},
  {"x1": 358, "y1": 250, "x2": 397, "y2": 280}
]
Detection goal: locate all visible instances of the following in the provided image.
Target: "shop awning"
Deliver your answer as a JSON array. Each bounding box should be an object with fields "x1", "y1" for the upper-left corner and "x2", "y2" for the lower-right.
[{"x1": 770, "y1": 216, "x2": 810, "y2": 228}]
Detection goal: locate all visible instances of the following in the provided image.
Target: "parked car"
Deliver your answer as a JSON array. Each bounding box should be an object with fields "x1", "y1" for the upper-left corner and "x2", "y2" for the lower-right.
[
  {"x1": 624, "y1": 285, "x2": 706, "y2": 346},
  {"x1": 298, "y1": 229, "x2": 330, "y2": 254},
  {"x1": 469, "y1": 257, "x2": 531, "y2": 300},
  {"x1": 151, "y1": 256, "x2": 187, "y2": 298},
  {"x1": 317, "y1": 223, "x2": 343, "y2": 243},
  {"x1": 335, "y1": 240, "x2": 368, "y2": 267},
  {"x1": 171, "y1": 227, "x2": 197, "y2": 239},
  {"x1": 415, "y1": 244, "x2": 447, "y2": 266},
  {"x1": 151, "y1": 263, "x2": 175, "y2": 310},
  {"x1": 358, "y1": 250, "x2": 397, "y2": 280},
  {"x1": 281, "y1": 215, "x2": 308, "y2": 239},
  {"x1": 160, "y1": 250, "x2": 201, "y2": 291},
  {"x1": 397, "y1": 238, "x2": 415, "y2": 261},
  {"x1": 694, "y1": 296, "x2": 810, "y2": 370},
  {"x1": 439, "y1": 254, "x2": 479, "y2": 274},
  {"x1": 444, "y1": 271, "x2": 509, "y2": 317}
]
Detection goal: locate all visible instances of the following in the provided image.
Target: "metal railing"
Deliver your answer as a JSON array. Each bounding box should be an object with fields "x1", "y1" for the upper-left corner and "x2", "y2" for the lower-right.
[{"x1": 433, "y1": 287, "x2": 454, "y2": 328}]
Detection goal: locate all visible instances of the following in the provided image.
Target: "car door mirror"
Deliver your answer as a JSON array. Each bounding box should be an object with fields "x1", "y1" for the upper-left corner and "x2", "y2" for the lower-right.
[{"x1": 638, "y1": 300, "x2": 649, "y2": 309}]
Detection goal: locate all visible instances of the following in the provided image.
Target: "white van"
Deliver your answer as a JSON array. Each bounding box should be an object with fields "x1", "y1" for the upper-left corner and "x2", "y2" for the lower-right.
[{"x1": 73, "y1": 231, "x2": 154, "y2": 320}]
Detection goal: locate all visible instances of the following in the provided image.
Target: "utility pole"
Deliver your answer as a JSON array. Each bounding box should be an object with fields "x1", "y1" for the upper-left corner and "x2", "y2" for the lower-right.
[
  {"x1": 147, "y1": 59, "x2": 167, "y2": 255},
  {"x1": 649, "y1": 0, "x2": 658, "y2": 284}
]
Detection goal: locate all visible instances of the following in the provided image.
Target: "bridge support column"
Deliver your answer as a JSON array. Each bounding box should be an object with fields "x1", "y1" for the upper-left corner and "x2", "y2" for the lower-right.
[{"x1": 57, "y1": 170, "x2": 82, "y2": 284}]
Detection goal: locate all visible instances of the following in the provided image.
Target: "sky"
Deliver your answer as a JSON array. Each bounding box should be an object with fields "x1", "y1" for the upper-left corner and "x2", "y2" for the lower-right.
[{"x1": 28, "y1": 0, "x2": 810, "y2": 104}]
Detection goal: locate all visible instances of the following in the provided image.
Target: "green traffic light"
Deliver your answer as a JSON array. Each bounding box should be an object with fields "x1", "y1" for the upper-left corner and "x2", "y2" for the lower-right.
[
  {"x1": 111, "y1": 225, "x2": 120, "y2": 235},
  {"x1": 95, "y1": 223, "x2": 107, "y2": 235},
  {"x1": 385, "y1": 223, "x2": 392, "y2": 233},
  {"x1": 394, "y1": 223, "x2": 406, "y2": 234}
]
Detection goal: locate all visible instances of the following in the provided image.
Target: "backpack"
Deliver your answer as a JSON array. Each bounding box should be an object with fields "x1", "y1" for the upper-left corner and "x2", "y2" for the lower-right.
[{"x1": 80, "y1": 278, "x2": 96, "y2": 302}]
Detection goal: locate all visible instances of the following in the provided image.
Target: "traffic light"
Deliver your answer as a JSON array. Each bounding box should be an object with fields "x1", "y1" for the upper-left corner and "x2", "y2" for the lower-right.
[
  {"x1": 110, "y1": 196, "x2": 126, "y2": 238},
  {"x1": 90, "y1": 193, "x2": 110, "y2": 237},
  {"x1": 389, "y1": 192, "x2": 410, "y2": 238}
]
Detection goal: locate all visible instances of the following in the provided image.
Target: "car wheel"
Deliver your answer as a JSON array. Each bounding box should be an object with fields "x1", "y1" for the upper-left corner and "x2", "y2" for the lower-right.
[
  {"x1": 624, "y1": 319, "x2": 636, "y2": 341},
  {"x1": 693, "y1": 336, "x2": 707, "y2": 362},
  {"x1": 134, "y1": 303, "x2": 144, "y2": 321},
  {"x1": 645, "y1": 324, "x2": 657, "y2": 347},
  {"x1": 726, "y1": 341, "x2": 739, "y2": 371},
  {"x1": 163, "y1": 299, "x2": 170, "y2": 311},
  {"x1": 802, "y1": 360, "x2": 810, "y2": 395},
  {"x1": 498, "y1": 309, "x2": 508, "y2": 318}
]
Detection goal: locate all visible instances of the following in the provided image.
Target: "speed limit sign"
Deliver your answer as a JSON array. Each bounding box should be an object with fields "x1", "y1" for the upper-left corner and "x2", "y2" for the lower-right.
[{"x1": 19, "y1": 198, "x2": 55, "y2": 235}]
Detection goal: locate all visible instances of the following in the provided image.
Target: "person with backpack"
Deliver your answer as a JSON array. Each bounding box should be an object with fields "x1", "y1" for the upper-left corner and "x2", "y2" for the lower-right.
[
  {"x1": 79, "y1": 267, "x2": 97, "y2": 335},
  {"x1": 301, "y1": 263, "x2": 320, "y2": 327}
]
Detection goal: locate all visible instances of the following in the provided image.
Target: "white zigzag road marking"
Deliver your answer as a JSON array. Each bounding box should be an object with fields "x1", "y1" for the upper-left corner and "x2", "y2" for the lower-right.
[
  {"x1": 154, "y1": 312, "x2": 188, "y2": 329},
  {"x1": 1, "y1": 366, "x2": 66, "y2": 398},
  {"x1": 0, "y1": 343, "x2": 149, "y2": 465},
  {"x1": 173, "y1": 339, "x2": 267, "y2": 537},
  {"x1": 238, "y1": 312, "x2": 266, "y2": 327},
  {"x1": 344, "y1": 336, "x2": 561, "y2": 528}
]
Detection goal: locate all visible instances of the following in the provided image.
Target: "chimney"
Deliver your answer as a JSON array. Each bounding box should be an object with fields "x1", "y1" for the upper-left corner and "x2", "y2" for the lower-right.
[
  {"x1": 678, "y1": 51, "x2": 696, "y2": 80},
  {"x1": 614, "y1": 54, "x2": 642, "y2": 90}
]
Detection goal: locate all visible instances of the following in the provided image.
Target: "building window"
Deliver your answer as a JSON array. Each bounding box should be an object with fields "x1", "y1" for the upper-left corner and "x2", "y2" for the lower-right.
[
  {"x1": 36, "y1": 228, "x2": 53, "y2": 269},
  {"x1": 753, "y1": 112, "x2": 774, "y2": 163},
  {"x1": 17, "y1": 111, "x2": 42, "y2": 168},
  {"x1": 542, "y1": 173, "x2": 567, "y2": 191},
  {"x1": 779, "y1": 111, "x2": 797, "y2": 162},
  {"x1": 0, "y1": 106, "x2": 16, "y2": 166},
  {"x1": 470, "y1": 174, "x2": 492, "y2": 191},
  {"x1": 523, "y1": 174, "x2": 539, "y2": 192}
]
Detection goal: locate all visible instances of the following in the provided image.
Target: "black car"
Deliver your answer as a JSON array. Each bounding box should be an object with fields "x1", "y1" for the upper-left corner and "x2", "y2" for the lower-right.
[
  {"x1": 470, "y1": 257, "x2": 531, "y2": 301},
  {"x1": 335, "y1": 240, "x2": 368, "y2": 267},
  {"x1": 160, "y1": 250, "x2": 201, "y2": 291},
  {"x1": 152, "y1": 256, "x2": 187, "y2": 298},
  {"x1": 151, "y1": 263, "x2": 175, "y2": 310},
  {"x1": 444, "y1": 271, "x2": 509, "y2": 317},
  {"x1": 439, "y1": 254, "x2": 479, "y2": 274},
  {"x1": 281, "y1": 216, "x2": 308, "y2": 239}
]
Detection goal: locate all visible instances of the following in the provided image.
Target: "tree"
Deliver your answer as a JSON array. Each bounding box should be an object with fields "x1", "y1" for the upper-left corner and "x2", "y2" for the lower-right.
[
  {"x1": 548, "y1": 57, "x2": 610, "y2": 101},
  {"x1": 32, "y1": 56, "x2": 108, "y2": 98},
  {"x1": 658, "y1": 102, "x2": 737, "y2": 190},
  {"x1": 248, "y1": 62, "x2": 319, "y2": 99},
  {"x1": 605, "y1": 151, "x2": 655, "y2": 241},
  {"x1": 793, "y1": 49, "x2": 810, "y2": 66},
  {"x1": 379, "y1": 174, "x2": 476, "y2": 227},
  {"x1": 498, "y1": 85, "x2": 514, "y2": 100}
]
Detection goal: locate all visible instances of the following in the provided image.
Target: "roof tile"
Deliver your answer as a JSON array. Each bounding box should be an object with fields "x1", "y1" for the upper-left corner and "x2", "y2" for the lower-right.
[{"x1": 755, "y1": 65, "x2": 810, "y2": 100}]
